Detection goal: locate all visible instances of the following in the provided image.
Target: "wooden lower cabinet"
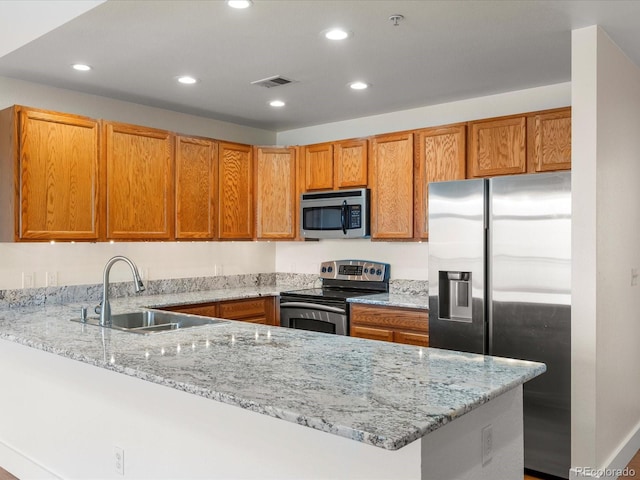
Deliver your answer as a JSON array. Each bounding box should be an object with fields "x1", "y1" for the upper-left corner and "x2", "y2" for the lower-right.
[
  {"x1": 161, "y1": 296, "x2": 277, "y2": 326},
  {"x1": 350, "y1": 304, "x2": 429, "y2": 347},
  {"x1": 218, "y1": 297, "x2": 276, "y2": 325}
]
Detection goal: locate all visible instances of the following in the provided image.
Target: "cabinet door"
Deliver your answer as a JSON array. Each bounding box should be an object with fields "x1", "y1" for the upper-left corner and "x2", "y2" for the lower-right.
[
  {"x1": 255, "y1": 147, "x2": 297, "y2": 239},
  {"x1": 369, "y1": 132, "x2": 414, "y2": 239},
  {"x1": 218, "y1": 142, "x2": 254, "y2": 239},
  {"x1": 104, "y1": 122, "x2": 174, "y2": 239},
  {"x1": 415, "y1": 124, "x2": 466, "y2": 239},
  {"x1": 303, "y1": 143, "x2": 333, "y2": 191},
  {"x1": 334, "y1": 139, "x2": 368, "y2": 189},
  {"x1": 175, "y1": 136, "x2": 217, "y2": 239},
  {"x1": 528, "y1": 108, "x2": 571, "y2": 172},
  {"x1": 468, "y1": 116, "x2": 527, "y2": 177},
  {"x1": 17, "y1": 107, "x2": 100, "y2": 240}
]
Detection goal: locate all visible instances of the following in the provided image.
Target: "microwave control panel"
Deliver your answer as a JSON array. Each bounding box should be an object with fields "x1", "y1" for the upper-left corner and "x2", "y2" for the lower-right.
[{"x1": 347, "y1": 205, "x2": 362, "y2": 228}]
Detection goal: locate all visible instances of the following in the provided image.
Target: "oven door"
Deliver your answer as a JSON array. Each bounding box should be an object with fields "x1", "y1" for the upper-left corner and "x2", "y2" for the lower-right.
[{"x1": 279, "y1": 301, "x2": 347, "y2": 335}]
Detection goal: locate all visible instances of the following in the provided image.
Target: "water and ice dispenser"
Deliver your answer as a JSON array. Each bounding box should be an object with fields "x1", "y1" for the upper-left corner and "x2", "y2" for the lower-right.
[{"x1": 438, "y1": 271, "x2": 472, "y2": 322}]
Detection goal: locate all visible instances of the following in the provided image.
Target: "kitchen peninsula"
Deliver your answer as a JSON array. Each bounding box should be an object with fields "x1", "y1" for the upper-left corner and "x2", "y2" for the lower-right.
[{"x1": 0, "y1": 287, "x2": 544, "y2": 480}]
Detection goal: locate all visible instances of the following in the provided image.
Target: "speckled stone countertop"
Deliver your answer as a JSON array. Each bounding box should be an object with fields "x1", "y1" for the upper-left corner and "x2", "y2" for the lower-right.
[
  {"x1": 0, "y1": 287, "x2": 544, "y2": 451},
  {"x1": 348, "y1": 292, "x2": 429, "y2": 310}
]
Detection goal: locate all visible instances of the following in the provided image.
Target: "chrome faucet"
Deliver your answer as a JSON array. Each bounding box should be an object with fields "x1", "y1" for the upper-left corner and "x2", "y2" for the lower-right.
[{"x1": 98, "y1": 256, "x2": 145, "y2": 327}]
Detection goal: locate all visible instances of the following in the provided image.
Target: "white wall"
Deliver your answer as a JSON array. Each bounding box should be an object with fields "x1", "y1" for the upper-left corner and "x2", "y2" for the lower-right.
[
  {"x1": 276, "y1": 240, "x2": 428, "y2": 281},
  {"x1": 571, "y1": 25, "x2": 640, "y2": 475},
  {"x1": 277, "y1": 83, "x2": 571, "y2": 145},
  {"x1": 0, "y1": 76, "x2": 276, "y2": 145},
  {"x1": 0, "y1": 241, "x2": 276, "y2": 290}
]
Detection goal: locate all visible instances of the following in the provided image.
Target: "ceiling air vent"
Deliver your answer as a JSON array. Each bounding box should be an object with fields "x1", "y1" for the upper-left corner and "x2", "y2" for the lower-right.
[{"x1": 250, "y1": 75, "x2": 295, "y2": 88}]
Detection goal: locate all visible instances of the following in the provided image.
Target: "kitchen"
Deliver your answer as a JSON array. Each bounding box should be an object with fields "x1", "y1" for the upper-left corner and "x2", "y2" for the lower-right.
[{"x1": 0, "y1": 1, "x2": 639, "y2": 479}]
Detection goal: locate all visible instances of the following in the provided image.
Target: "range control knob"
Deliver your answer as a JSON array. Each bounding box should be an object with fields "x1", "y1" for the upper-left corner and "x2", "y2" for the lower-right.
[
  {"x1": 327, "y1": 266, "x2": 333, "y2": 273},
  {"x1": 376, "y1": 269, "x2": 382, "y2": 276},
  {"x1": 364, "y1": 268, "x2": 369, "y2": 274},
  {"x1": 321, "y1": 267, "x2": 327, "y2": 273}
]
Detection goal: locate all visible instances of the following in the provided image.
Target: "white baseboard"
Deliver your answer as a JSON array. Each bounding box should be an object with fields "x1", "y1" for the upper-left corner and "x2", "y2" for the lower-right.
[
  {"x1": 0, "y1": 439, "x2": 59, "y2": 479},
  {"x1": 570, "y1": 421, "x2": 640, "y2": 479}
]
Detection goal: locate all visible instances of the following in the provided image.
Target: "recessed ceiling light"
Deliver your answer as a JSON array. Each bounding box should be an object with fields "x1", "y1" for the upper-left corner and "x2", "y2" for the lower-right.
[
  {"x1": 72, "y1": 63, "x2": 92, "y2": 71},
  {"x1": 227, "y1": 0, "x2": 252, "y2": 8},
  {"x1": 324, "y1": 28, "x2": 351, "y2": 41},
  {"x1": 349, "y1": 81, "x2": 369, "y2": 90},
  {"x1": 269, "y1": 100, "x2": 285, "y2": 107},
  {"x1": 177, "y1": 76, "x2": 198, "y2": 85}
]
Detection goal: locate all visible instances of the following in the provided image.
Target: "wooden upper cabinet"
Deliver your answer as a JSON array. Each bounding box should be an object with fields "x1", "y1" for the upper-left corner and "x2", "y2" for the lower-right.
[
  {"x1": 302, "y1": 139, "x2": 368, "y2": 191},
  {"x1": 334, "y1": 139, "x2": 368, "y2": 188},
  {"x1": 218, "y1": 141, "x2": 254, "y2": 239},
  {"x1": 415, "y1": 124, "x2": 466, "y2": 239},
  {"x1": 467, "y1": 115, "x2": 527, "y2": 177},
  {"x1": 369, "y1": 132, "x2": 414, "y2": 239},
  {"x1": 175, "y1": 136, "x2": 218, "y2": 239},
  {"x1": 104, "y1": 121, "x2": 174, "y2": 240},
  {"x1": 528, "y1": 107, "x2": 571, "y2": 172},
  {"x1": 8, "y1": 106, "x2": 101, "y2": 241},
  {"x1": 303, "y1": 143, "x2": 333, "y2": 191},
  {"x1": 255, "y1": 146, "x2": 297, "y2": 239}
]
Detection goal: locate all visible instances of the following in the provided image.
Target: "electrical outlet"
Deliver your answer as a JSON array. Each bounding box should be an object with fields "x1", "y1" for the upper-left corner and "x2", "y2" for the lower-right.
[
  {"x1": 22, "y1": 272, "x2": 35, "y2": 289},
  {"x1": 482, "y1": 424, "x2": 493, "y2": 465},
  {"x1": 632, "y1": 268, "x2": 638, "y2": 286},
  {"x1": 46, "y1": 271, "x2": 58, "y2": 287},
  {"x1": 114, "y1": 446, "x2": 124, "y2": 475}
]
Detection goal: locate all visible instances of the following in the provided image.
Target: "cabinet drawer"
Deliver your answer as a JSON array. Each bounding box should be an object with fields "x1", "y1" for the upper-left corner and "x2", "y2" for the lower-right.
[
  {"x1": 395, "y1": 331, "x2": 429, "y2": 347},
  {"x1": 350, "y1": 304, "x2": 428, "y2": 332},
  {"x1": 218, "y1": 298, "x2": 271, "y2": 320},
  {"x1": 238, "y1": 316, "x2": 268, "y2": 325},
  {"x1": 351, "y1": 325, "x2": 394, "y2": 343},
  {"x1": 159, "y1": 303, "x2": 217, "y2": 317}
]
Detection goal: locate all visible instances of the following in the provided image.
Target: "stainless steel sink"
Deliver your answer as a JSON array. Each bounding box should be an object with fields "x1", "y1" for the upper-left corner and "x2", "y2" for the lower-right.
[{"x1": 71, "y1": 310, "x2": 226, "y2": 334}]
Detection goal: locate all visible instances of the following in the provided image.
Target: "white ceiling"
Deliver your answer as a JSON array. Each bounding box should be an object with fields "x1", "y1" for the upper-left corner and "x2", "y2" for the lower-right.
[{"x1": 1, "y1": 0, "x2": 640, "y2": 132}]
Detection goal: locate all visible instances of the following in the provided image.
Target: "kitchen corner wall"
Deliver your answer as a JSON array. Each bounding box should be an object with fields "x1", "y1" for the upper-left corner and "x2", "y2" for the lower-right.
[{"x1": 571, "y1": 26, "x2": 640, "y2": 475}]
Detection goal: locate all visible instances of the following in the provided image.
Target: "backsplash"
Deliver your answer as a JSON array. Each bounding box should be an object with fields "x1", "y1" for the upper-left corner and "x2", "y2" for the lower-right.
[{"x1": 0, "y1": 273, "x2": 427, "y2": 310}]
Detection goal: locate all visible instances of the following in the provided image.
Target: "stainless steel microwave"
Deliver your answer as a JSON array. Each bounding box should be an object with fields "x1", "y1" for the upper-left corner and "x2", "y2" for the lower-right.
[{"x1": 300, "y1": 188, "x2": 370, "y2": 239}]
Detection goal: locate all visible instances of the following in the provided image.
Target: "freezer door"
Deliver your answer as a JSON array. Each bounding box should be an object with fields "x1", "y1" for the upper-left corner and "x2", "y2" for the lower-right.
[
  {"x1": 428, "y1": 178, "x2": 486, "y2": 354},
  {"x1": 489, "y1": 172, "x2": 571, "y2": 478}
]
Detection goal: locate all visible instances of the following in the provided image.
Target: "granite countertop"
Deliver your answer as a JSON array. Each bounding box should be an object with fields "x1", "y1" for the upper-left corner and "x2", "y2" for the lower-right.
[
  {"x1": 348, "y1": 292, "x2": 429, "y2": 310},
  {"x1": 0, "y1": 287, "x2": 544, "y2": 451}
]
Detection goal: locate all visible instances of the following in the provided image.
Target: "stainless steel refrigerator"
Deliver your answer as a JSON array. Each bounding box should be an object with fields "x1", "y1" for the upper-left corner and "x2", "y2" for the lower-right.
[{"x1": 428, "y1": 171, "x2": 571, "y2": 479}]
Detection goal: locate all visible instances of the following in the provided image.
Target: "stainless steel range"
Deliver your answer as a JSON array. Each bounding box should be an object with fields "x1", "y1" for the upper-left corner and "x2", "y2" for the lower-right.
[{"x1": 279, "y1": 260, "x2": 390, "y2": 335}]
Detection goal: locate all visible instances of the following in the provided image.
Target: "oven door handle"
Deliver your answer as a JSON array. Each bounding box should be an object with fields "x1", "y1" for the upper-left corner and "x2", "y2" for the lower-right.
[{"x1": 280, "y1": 302, "x2": 346, "y2": 315}]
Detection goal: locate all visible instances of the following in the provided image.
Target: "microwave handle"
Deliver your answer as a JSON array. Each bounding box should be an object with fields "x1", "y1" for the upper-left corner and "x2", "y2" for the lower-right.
[{"x1": 341, "y1": 200, "x2": 347, "y2": 234}]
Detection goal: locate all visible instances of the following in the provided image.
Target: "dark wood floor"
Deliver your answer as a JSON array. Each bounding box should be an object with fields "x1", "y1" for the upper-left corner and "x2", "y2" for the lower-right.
[
  {"x1": 524, "y1": 449, "x2": 640, "y2": 480},
  {"x1": 2, "y1": 450, "x2": 639, "y2": 479},
  {"x1": 0, "y1": 467, "x2": 17, "y2": 480}
]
